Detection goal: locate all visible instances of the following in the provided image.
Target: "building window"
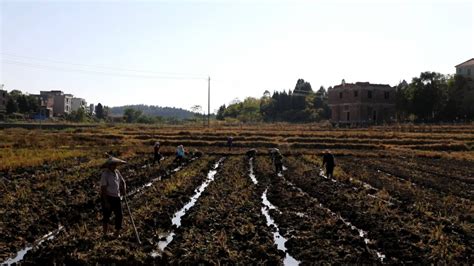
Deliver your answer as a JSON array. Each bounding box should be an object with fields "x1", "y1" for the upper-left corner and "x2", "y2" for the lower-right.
[
  {"x1": 346, "y1": 112, "x2": 350, "y2": 121},
  {"x1": 468, "y1": 68, "x2": 472, "y2": 76},
  {"x1": 344, "y1": 105, "x2": 349, "y2": 111},
  {"x1": 368, "y1": 90, "x2": 372, "y2": 99},
  {"x1": 384, "y1": 92, "x2": 390, "y2": 99},
  {"x1": 354, "y1": 91, "x2": 358, "y2": 97},
  {"x1": 339, "y1": 92, "x2": 343, "y2": 99}
]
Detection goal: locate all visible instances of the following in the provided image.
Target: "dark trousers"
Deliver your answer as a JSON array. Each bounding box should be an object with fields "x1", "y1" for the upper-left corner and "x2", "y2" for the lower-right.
[
  {"x1": 153, "y1": 152, "x2": 162, "y2": 164},
  {"x1": 325, "y1": 166, "x2": 334, "y2": 178},
  {"x1": 275, "y1": 162, "x2": 283, "y2": 173},
  {"x1": 102, "y1": 195, "x2": 123, "y2": 230}
]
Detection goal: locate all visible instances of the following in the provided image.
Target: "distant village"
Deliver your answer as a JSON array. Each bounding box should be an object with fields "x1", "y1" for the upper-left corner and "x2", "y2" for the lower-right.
[
  {"x1": 1, "y1": 58, "x2": 473, "y2": 124},
  {"x1": 0, "y1": 89, "x2": 95, "y2": 119}
]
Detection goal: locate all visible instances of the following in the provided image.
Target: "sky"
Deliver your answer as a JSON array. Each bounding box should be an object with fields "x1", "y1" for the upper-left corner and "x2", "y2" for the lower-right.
[{"x1": 1, "y1": 0, "x2": 473, "y2": 112}]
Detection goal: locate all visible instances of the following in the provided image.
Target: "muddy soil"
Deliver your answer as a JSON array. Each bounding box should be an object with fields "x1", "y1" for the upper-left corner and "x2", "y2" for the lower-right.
[{"x1": 165, "y1": 156, "x2": 283, "y2": 264}]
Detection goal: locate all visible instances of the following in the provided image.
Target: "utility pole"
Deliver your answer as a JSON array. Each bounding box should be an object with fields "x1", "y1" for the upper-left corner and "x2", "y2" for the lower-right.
[{"x1": 207, "y1": 76, "x2": 210, "y2": 127}]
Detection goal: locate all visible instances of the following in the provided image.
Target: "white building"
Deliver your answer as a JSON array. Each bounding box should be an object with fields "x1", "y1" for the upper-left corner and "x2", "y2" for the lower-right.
[{"x1": 71, "y1": 98, "x2": 87, "y2": 112}]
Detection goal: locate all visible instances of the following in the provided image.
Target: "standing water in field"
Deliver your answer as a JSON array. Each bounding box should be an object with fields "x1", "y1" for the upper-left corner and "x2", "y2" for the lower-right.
[
  {"x1": 248, "y1": 158, "x2": 258, "y2": 185},
  {"x1": 2, "y1": 225, "x2": 64, "y2": 265},
  {"x1": 128, "y1": 160, "x2": 194, "y2": 198},
  {"x1": 248, "y1": 159, "x2": 298, "y2": 265},
  {"x1": 261, "y1": 189, "x2": 300, "y2": 266},
  {"x1": 151, "y1": 158, "x2": 225, "y2": 257},
  {"x1": 281, "y1": 171, "x2": 386, "y2": 263}
]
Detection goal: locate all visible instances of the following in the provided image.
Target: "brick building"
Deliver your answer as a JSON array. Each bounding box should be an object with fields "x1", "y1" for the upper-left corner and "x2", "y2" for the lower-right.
[
  {"x1": 456, "y1": 58, "x2": 474, "y2": 79},
  {"x1": 328, "y1": 81, "x2": 396, "y2": 124}
]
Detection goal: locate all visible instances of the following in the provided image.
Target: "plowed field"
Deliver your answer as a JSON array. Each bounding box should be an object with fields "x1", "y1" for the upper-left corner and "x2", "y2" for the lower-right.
[{"x1": 1, "y1": 124, "x2": 472, "y2": 264}]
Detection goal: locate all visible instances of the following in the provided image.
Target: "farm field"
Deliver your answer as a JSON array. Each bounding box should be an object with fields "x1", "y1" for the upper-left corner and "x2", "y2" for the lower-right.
[{"x1": 0, "y1": 124, "x2": 473, "y2": 264}]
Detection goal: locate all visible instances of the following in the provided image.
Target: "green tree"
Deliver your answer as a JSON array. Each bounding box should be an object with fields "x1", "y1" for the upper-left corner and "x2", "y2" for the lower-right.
[
  {"x1": 216, "y1": 104, "x2": 226, "y2": 120},
  {"x1": 95, "y1": 103, "x2": 104, "y2": 119},
  {"x1": 123, "y1": 108, "x2": 143, "y2": 123},
  {"x1": 238, "y1": 97, "x2": 262, "y2": 122},
  {"x1": 6, "y1": 98, "x2": 18, "y2": 114},
  {"x1": 409, "y1": 72, "x2": 448, "y2": 121},
  {"x1": 67, "y1": 108, "x2": 87, "y2": 122},
  {"x1": 395, "y1": 80, "x2": 411, "y2": 121}
]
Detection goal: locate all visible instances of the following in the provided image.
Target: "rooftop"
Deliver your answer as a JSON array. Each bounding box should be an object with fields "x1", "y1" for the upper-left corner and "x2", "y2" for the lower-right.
[
  {"x1": 455, "y1": 58, "x2": 474, "y2": 67},
  {"x1": 332, "y1": 82, "x2": 392, "y2": 89}
]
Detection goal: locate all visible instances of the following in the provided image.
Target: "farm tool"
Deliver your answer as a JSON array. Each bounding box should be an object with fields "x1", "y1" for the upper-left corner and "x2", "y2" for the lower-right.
[{"x1": 124, "y1": 195, "x2": 141, "y2": 244}]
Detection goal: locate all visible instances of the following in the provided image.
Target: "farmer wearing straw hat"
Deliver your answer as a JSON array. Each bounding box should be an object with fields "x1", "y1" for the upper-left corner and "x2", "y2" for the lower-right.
[
  {"x1": 100, "y1": 157, "x2": 127, "y2": 238},
  {"x1": 269, "y1": 148, "x2": 283, "y2": 174},
  {"x1": 322, "y1": 150, "x2": 336, "y2": 179}
]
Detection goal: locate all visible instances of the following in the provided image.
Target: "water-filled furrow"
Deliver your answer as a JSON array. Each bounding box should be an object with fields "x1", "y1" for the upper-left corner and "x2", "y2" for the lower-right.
[
  {"x1": 376, "y1": 169, "x2": 417, "y2": 187},
  {"x1": 2, "y1": 225, "x2": 64, "y2": 265},
  {"x1": 248, "y1": 158, "x2": 258, "y2": 185},
  {"x1": 320, "y1": 168, "x2": 398, "y2": 206},
  {"x1": 281, "y1": 169, "x2": 387, "y2": 262},
  {"x1": 261, "y1": 189, "x2": 300, "y2": 266},
  {"x1": 249, "y1": 160, "x2": 299, "y2": 265},
  {"x1": 150, "y1": 157, "x2": 225, "y2": 257},
  {"x1": 127, "y1": 160, "x2": 195, "y2": 198}
]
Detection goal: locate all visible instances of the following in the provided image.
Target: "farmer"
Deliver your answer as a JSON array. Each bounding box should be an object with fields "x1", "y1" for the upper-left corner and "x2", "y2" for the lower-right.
[
  {"x1": 246, "y1": 148, "x2": 257, "y2": 159},
  {"x1": 100, "y1": 156, "x2": 127, "y2": 238},
  {"x1": 175, "y1": 145, "x2": 186, "y2": 164},
  {"x1": 227, "y1": 136, "x2": 234, "y2": 151},
  {"x1": 269, "y1": 148, "x2": 283, "y2": 174},
  {"x1": 322, "y1": 150, "x2": 336, "y2": 179},
  {"x1": 153, "y1": 141, "x2": 162, "y2": 165}
]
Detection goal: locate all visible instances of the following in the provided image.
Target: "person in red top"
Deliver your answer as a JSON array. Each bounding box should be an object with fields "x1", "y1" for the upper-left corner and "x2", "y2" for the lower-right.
[{"x1": 100, "y1": 157, "x2": 127, "y2": 238}]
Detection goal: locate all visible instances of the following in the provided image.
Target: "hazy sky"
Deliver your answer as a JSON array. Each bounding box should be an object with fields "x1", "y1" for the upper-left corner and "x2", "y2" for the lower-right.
[{"x1": 1, "y1": 0, "x2": 473, "y2": 112}]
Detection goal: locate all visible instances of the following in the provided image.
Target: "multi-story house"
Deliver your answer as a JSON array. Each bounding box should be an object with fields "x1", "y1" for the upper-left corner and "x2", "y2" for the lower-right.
[
  {"x1": 71, "y1": 98, "x2": 87, "y2": 112},
  {"x1": 40, "y1": 90, "x2": 73, "y2": 116},
  {"x1": 456, "y1": 58, "x2": 474, "y2": 79},
  {"x1": 328, "y1": 80, "x2": 396, "y2": 125}
]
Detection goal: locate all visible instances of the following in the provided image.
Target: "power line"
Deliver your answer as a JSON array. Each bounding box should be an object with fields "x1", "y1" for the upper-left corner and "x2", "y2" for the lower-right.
[
  {"x1": 0, "y1": 52, "x2": 206, "y2": 78},
  {"x1": 2, "y1": 59, "x2": 207, "y2": 81}
]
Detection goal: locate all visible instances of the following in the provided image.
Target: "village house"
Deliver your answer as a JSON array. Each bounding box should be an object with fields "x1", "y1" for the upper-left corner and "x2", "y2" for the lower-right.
[
  {"x1": 71, "y1": 97, "x2": 87, "y2": 112},
  {"x1": 36, "y1": 94, "x2": 55, "y2": 118},
  {"x1": 328, "y1": 80, "x2": 396, "y2": 125},
  {"x1": 40, "y1": 90, "x2": 73, "y2": 116},
  {"x1": 456, "y1": 58, "x2": 474, "y2": 79}
]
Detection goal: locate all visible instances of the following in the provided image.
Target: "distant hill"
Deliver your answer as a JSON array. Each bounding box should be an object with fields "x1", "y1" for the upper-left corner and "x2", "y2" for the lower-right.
[{"x1": 109, "y1": 105, "x2": 195, "y2": 120}]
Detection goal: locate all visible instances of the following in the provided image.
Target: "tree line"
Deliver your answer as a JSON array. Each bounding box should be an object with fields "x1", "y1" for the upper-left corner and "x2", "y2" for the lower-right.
[
  {"x1": 216, "y1": 72, "x2": 474, "y2": 123},
  {"x1": 396, "y1": 72, "x2": 474, "y2": 122},
  {"x1": 216, "y1": 79, "x2": 331, "y2": 123}
]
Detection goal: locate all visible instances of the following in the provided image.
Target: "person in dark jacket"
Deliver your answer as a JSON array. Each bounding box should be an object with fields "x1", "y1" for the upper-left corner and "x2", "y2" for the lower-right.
[
  {"x1": 227, "y1": 136, "x2": 234, "y2": 151},
  {"x1": 322, "y1": 150, "x2": 335, "y2": 178},
  {"x1": 269, "y1": 148, "x2": 283, "y2": 174},
  {"x1": 246, "y1": 148, "x2": 257, "y2": 159}
]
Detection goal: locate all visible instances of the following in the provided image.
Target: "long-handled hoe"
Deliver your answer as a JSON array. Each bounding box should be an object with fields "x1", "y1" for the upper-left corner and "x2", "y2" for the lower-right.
[{"x1": 124, "y1": 195, "x2": 141, "y2": 244}]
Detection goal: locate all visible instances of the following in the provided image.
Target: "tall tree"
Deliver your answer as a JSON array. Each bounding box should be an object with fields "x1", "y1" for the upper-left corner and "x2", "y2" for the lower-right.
[
  {"x1": 409, "y1": 72, "x2": 448, "y2": 121},
  {"x1": 95, "y1": 103, "x2": 104, "y2": 119},
  {"x1": 216, "y1": 104, "x2": 226, "y2": 120},
  {"x1": 6, "y1": 98, "x2": 18, "y2": 114}
]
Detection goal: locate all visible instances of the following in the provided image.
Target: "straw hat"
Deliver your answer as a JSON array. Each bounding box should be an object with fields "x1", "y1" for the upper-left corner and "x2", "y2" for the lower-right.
[{"x1": 102, "y1": 156, "x2": 127, "y2": 168}]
